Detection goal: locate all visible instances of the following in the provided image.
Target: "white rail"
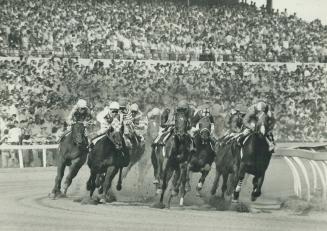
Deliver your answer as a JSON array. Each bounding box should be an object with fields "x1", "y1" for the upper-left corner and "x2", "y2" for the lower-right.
[{"x1": 0, "y1": 144, "x2": 58, "y2": 168}]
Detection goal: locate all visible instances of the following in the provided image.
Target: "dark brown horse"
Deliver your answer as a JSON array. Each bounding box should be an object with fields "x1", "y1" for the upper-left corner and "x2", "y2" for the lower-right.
[
  {"x1": 121, "y1": 121, "x2": 146, "y2": 179},
  {"x1": 183, "y1": 116, "x2": 215, "y2": 198},
  {"x1": 232, "y1": 113, "x2": 272, "y2": 202},
  {"x1": 49, "y1": 122, "x2": 88, "y2": 199},
  {"x1": 211, "y1": 140, "x2": 240, "y2": 199},
  {"x1": 86, "y1": 126, "x2": 129, "y2": 202},
  {"x1": 153, "y1": 112, "x2": 192, "y2": 209}
]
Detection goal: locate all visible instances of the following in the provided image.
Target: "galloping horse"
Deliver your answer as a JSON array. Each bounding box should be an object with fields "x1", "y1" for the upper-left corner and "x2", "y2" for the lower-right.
[
  {"x1": 49, "y1": 122, "x2": 88, "y2": 199},
  {"x1": 211, "y1": 140, "x2": 240, "y2": 199},
  {"x1": 121, "y1": 121, "x2": 146, "y2": 180},
  {"x1": 154, "y1": 111, "x2": 192, "y2": 209},
  {"x1": 232, "y1": 113, "x2": 272, "y2": 202},
  {"x1": 211, "y1": 114, "x2": 244, "y2": 199},
  {"x1": 184, "y1": 116, "x2": 215, "y2": 197},
  {"x1": 86, "y1": 125, "x2": 129, "y2": 202}
]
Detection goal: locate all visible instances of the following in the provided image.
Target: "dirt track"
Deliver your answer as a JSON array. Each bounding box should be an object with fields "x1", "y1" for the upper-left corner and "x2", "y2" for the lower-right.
[{"x1": 1, "y1": 161, "x2": 327, "y2": 231}]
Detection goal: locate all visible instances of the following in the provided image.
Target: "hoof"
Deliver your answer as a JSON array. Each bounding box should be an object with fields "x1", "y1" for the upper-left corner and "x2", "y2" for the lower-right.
[
  {"x1": 251, "y1": 190, "x2": 261, "y2": 201},
  {"x1": 156, "y1": 189, "x2": 163, "y2": 195},
  {"x1": 251, "y1": 194, "x2": 257, "y2": 202},
  {"x1": 48, "y1": 192, "x2": 57, "y2": 200},
  {"x1": 116, "y1": 184, "x2": 122, "y2": 191},
  {"x1": 151, "y1": 202, "x2": 165, "y2": 209},
  {"x1": 153, "y1": 179, "x2": 159, "y2": 185},
  {"x1": 48, "y1": 191, "x2": 63, "y2": 199},
  {"x1": 99, "y1": 198, "x2": 106, "y2": 204},
  {"x1": 106, "y1": 194, "x2": 117, "y2": 203}
]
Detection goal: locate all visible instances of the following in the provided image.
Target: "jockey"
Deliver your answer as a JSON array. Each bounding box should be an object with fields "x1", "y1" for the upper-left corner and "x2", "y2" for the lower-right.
[
  {"x1": 221, "y1": 104, "x2": 246, "y2": 142},
  {"x1": 90, "y1": 101, "x2": 129, "y2": 157},
  {"x1": 191, "y1": 101, "x2": 215, "y2": 149},
  {"x1": 237, "y1": 101, "x2": 276, "y2": 152},
  {"x1": 175, "y1": 99, "x2": 195, "y2": 153},
  {"x1": 62, "y1": 99, "x2": 92, "y2": 146},
  {"x1": 67, "y1": 99, "x2": 92, "y2": 126},
  {"x1": 129, "y1": 103, "x2": 147, "y2": 143},
  {"x1": 152, "y1": 97, "x2": 176, "y2": 146},
  {"x1": 91, "y1": 101, "x2": 122, "y2": 142}
]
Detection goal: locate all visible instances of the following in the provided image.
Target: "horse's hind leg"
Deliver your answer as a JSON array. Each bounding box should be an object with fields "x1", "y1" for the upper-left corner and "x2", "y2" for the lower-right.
[
  {"x1": 49, "y1": 158, "x2": 66, "y2": 199},
  {"x1": 210, "y1": 169, "x2": 220, "y2": 196},
  {"x1": 151, "y1": 146, "x2": 159, "y2": 184},
  {"x1": 221, "y1": 173, "x2": 229, "y2": 199},
  {"x1": 63, "y1": 158, "x2": 85, "y2": 196}
]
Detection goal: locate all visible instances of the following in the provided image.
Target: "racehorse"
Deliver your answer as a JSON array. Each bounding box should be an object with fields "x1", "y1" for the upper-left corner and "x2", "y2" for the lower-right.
[
  {"x1": 183, "y1": 116, "x2": 215, "y2": 197},
  {"x1": 120, "y1": 121, "x2": 147, "y2": 197},
  {"x1": 121, "y1": 121, "x2": 146, "y2": 177},
  {"x1": 49, "y1": 122, "x2": 88, "y2": 199},
  {"x1": 154, "y1": 111, "x2": 192, "y2": 209},
  {"x1": 210, "y1": 140, "x2": 240, "y2": 199},
  {"x1": 86, "y1": 125, "x2": 130, "y2": 202},
  {"x1": 232, "y1": 112, "x2": 272, "y2": 202}
]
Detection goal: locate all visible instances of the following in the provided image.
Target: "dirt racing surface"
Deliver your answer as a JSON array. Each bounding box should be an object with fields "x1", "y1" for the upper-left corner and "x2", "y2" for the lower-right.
[{"x1": 1, "y1": 161, "x2": 327, "y2": 231}]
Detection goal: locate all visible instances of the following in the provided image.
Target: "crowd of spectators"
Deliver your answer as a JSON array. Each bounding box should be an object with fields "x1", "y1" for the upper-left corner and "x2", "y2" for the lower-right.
[
  {"x1": 0, "y1": 0, "x2": 326, "y2": 62},
  {"x1": 1, "y1": 56, "x2": 326, "y2": 148}
]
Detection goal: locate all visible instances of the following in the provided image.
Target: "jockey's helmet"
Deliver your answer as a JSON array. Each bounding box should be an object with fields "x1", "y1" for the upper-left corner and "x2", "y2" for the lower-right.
[
  {"x1": 109, "y1": 101, "x2": 120, "y2": 110},
  {"x1": 130, "y1": 103, "x2": 139, "y2": 112},
  {"x1": 256, "y1": 101, "x2": 268, "y2": 113},
  {"x1": 176, "y1": 99, "x2": 189, "y2": 111},
  {"x1": 118, "y1": 98, "x2": 128, "y2": 109},
  {"x1": 152, "y1": 108, "x2": 161, "y2": 116},
  {"x1": 189, "y1": 101, "x2": 197, "y2": 109},
  {"x1": 76, "y1": 99, "x2": 87, "y2": 108},
  {"x1": 235, "y1": 104, "x2": 247, "y2": 114}
]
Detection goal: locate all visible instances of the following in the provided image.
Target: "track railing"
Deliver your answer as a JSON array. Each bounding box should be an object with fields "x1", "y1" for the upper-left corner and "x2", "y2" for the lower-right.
[
  {"x1": 274, "y1": 143, "x2": 327, "y2": 201},
  {"x1": 0, "y1": 144, "x2": 58, "y2": 169}
]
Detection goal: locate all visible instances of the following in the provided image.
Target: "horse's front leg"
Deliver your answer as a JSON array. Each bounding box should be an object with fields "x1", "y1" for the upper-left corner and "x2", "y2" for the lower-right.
[
  {"x1": 251, "y1": 174, "x2": 265, "y2": 201},
  {"x1": 116, "y1": 167, "x2": 123, "y2": 191},
  {"x1": 63, "y1": 155, "x2": 87, "y2": 196},
  {"x1": 196, "y1": 170, "x2": 209, "y2": 196},
  {"x1": 232, "y1": 163, "x2": 246, "y2": 203},
  {"x1": 49, "y1": 156, "x2": 66, "y2": 199},
  {"x1": 101, "y1": 166, "x2": 119, "y2": 203},
  {"x1": 179, "y1": 162, "x2": 189, "y2": 206},
  {"x1": 86, "y1": 169, "x2": 97, "y2": 198}
]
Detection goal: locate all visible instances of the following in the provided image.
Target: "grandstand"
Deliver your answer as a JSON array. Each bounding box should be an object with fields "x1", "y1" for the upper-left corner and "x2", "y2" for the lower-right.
[{"x1": 0, "y1": 0, "x2": 326, "y2": 168}]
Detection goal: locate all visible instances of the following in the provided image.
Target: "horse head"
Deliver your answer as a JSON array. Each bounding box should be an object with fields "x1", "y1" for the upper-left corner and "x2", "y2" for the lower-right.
[
  {"x1": 198, "y1": 116, "x2": 211, "y2": 143},
  {"x1": 107, "y1": 126, "x2": 124, "y2": 151},
  {"x1": 255, "y1": 112, "x2": 269, "y2": 138},
  {"x1": 174, "y1": 112, "x2": 188, "y2": 138},
  {"x1": 71, "y1": 122, "x2": 86, "y2": 146}
]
